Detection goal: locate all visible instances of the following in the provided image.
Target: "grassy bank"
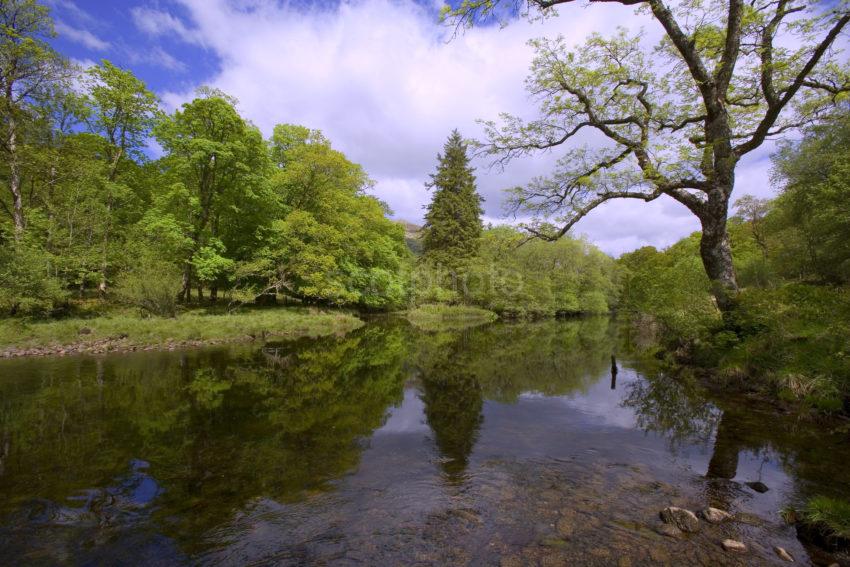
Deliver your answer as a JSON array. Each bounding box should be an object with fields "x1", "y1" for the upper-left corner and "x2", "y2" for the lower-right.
[
  {"x1": 0, "y1": 307, "x2": 362, "y2": 357},
  {"x1": 406, "y1": 304, "x2": 498, "y2": 331},
  {"x1": 627, "y1": 283, "x2": 850, "y2": 414}
]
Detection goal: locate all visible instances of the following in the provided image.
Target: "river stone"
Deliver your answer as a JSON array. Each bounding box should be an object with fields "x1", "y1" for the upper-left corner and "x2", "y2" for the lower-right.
[
  {"x1": 721, "y1": 539, "x2": 747, "y2": 553},
  {"x1": 700, "y1": 507, "x2": 732, "y2": 524},
  {"x1": 773, "y1": 546, "x2": 794, "y2": 562},
  {"x1": 746, "y1": 481, "x2": 769, "y2": 493},
  {"x1": 659, "y1": 507, "x2": 700, "y2": 532}
]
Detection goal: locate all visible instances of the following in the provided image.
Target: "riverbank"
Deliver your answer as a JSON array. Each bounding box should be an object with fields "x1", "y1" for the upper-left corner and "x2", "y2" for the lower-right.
[
  {"x1": 405, "y1": 304, "x2": 498, "y2": 331},
  {"x1": 622, "y1": 284, "x2": 850, "y2": 417},
  {"x1": 0, "y1": 308, "x2": 362, "y2": 358}
]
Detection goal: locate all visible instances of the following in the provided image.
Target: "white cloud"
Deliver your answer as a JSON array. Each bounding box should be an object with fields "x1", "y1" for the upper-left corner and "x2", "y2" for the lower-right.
[
  {"x1": 131, "y1": 6, "x2": 205, "y2": 46},
  {"x1": 55, "y1": 21, "x2": 110, "y2": 51},
  {"x1": 149, "y1": 0, "x2": 778, "y2": 256},
  {"x1": 127, "y1": 46, "x2": 187, "y2": 72}
]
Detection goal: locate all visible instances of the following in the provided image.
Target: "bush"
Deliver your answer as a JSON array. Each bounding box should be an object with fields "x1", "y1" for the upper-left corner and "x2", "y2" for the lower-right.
[
  {"x1": 0, "y1": 240, "x2": 67, "y2": 317},
  {"x1": 115, "y1": 257, "x2": 183, "y2": 317}
]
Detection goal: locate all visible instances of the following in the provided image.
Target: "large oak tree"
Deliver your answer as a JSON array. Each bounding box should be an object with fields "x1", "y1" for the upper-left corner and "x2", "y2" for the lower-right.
[{"x1": 446, "y1": 0, "x2": 850, "y2": 312}]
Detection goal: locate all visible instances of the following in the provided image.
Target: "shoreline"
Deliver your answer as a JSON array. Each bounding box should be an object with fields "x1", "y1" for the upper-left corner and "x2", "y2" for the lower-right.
[{"x1": 0, "y1": 308, "x2": 363, "y2": 359}]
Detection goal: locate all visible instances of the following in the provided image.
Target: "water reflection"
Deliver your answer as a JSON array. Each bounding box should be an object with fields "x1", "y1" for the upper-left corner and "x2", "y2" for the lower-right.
[
  {"x1": 0, "y1": 317, "x2": 848, "y2": 565},
  {"x1": 0, "y1": 324, "x2": 411, "y2": 557}
]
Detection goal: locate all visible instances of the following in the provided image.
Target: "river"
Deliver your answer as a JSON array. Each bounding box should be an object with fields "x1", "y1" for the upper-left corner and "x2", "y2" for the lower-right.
[{"x1": 0, "y1": 317, "x2": 848, "y2": 565}]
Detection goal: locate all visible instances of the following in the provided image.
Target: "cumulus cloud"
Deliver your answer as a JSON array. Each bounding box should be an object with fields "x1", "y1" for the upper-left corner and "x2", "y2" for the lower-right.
[
  {"x1": 55, "y1": 21, "x2": 110, "y2": 51},
  {"x1": 145, "y1": 0, "x2": 777, "y2": 255}
]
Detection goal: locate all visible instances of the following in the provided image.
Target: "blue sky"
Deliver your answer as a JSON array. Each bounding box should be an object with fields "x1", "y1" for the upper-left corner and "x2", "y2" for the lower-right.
[
  {"x1": 44, "y1": 0, "x2": 784, "y2": 256},
  {"x1": 47, "y1": 0, "x2": 217, "y2": 93}
]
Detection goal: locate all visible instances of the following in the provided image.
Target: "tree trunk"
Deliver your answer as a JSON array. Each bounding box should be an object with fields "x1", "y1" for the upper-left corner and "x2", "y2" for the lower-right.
[
  {"x1": 699, "y1": 193, "x2": 739, "y2": 314},
  {"x1": 181, "y1": 264, "x2": 193, "y2": 303},
  {"x1": 7, "y1": 116, "x2": 25, "y2": 236}
]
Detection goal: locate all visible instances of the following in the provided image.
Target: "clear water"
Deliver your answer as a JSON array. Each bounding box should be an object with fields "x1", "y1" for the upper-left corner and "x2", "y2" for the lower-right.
[{"x1": 0, "y1": 318, "x2": 848, "y2": 565}]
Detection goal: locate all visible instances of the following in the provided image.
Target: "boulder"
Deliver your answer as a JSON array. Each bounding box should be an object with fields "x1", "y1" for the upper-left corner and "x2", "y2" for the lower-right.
[
  {"x1": 746, "y1": 481, "x2": 769, "y2": 493},
  {"x1": 659, "y1": 507, "x2": 700, "y2": 533}
]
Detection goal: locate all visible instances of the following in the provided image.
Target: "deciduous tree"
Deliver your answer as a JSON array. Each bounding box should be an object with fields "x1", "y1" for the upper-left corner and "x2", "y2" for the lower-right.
[{"x1": 446, "y1": 0, "x2": 850, "y2": 313}]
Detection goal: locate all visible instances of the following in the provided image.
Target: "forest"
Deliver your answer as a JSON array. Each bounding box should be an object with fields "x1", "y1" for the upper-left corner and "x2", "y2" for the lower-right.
[{"x1": 0, "y1": 2, "x2": 618, "y2": 322}]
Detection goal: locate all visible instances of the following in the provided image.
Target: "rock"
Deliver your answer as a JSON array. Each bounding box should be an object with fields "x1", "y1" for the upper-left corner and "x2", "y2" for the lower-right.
[
  {"x1": 746, "y1": 481, "x2": 769, "y2": 493},
  {"x1": 773, "y1": 546, "x2": 794, "y2": 562},
  {"x1": 700, "y1": 507, "x2": 732, "y2": 524},
  {"x1": 721, "y1": 539, "x2": 747, "y2": 553},
  {"x1": 659, "y1": 507, "x2": 700, "y2": 532},
  {"x1": 78, "y1": 327, "x2": 92, "y2": 335},
  {"x1": 657, "y1": 524, "x2": 683, "y2": 538}
]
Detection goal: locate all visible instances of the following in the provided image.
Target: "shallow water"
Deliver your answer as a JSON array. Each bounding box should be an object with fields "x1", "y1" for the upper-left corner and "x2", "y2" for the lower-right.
[{"x1": 0, "y1": 318, "x2": 848, "y2": 565}]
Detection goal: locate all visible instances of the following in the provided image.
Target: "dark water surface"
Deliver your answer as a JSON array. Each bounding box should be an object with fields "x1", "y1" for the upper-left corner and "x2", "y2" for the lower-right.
[{"x1": 1, "y1": 318, "x2": 848, "y2": 565}]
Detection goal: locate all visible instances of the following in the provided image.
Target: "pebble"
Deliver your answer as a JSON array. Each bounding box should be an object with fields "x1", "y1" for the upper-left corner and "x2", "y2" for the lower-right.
[
  {"x1": 700, "y1": 507, "x2": 732, "y2": 524},
  {"x1": 721, "y1": 539, "x2": 747, "y2": 553},
  {"x1": 773, "y1": 546, "x2": 794, "y2": 562}
]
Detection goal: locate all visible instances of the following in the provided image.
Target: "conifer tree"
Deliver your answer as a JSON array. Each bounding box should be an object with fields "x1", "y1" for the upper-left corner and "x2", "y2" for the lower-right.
[{"x1": 422, "y1": 130, "x2": 483, "y2": 266}]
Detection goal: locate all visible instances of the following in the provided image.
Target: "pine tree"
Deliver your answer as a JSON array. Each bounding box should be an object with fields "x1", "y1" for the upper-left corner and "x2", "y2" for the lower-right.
[{"x1": 422, "y1": 130, "x2": 483, "y2": 266}]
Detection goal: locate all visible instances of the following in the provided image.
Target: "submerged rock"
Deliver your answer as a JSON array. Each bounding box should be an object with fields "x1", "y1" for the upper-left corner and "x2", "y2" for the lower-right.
[
  {"x1": 700, "y1": 507, "x2": 732, "y2": 524},
  {"x1": 659, "y1": 507, "x2": 700, "y2": 532},
  {"x1": 746, "y1": 481, "x2": 769, "y2": 493},
  {"x1": 721, "y1": 539, "x2": 747, "y2": 553},
  {"x1": 773, "y1": 546, "x2": 794, "y2": 562}
]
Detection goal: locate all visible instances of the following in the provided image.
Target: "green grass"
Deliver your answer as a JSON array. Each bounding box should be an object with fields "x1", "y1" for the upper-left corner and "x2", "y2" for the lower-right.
[
  {"x1": 0, "y1": 307, "x2": 362, "y2": 354},
  {"x1": 406, "y1": 304, "x2": 498, "y2": 331},
  {"x1": 804, "y1": 496, "x2": 850, "y2": 539}
]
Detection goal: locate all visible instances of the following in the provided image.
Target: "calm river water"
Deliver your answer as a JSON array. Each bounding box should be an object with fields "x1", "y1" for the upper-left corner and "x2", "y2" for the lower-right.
[{"x1": 1, "y1": 318, "x2": 848, "y2": 565}]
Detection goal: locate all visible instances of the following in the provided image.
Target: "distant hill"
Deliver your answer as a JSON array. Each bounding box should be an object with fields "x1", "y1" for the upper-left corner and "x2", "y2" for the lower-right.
[{"x1": 398, "y1": 220, "x2": 423, "y2": 256}]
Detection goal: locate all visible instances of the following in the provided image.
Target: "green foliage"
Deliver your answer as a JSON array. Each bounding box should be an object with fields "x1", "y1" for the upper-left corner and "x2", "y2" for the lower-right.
[
  {"x1": 619, "y1": 116, "x2": 850, "y2": 418},
  {"x1": 406, "y1": 304, "x2": 498, "y2": 331},
  {"x1": 769, "y1": 111, "x2": 850, "y2": 284},
  {"x1": 114, "y1": 254, "x2": 183, "y2": 317},
  {"x1": 619, "y1": 235, "x2": 719, "y2": 338},
  {"x1": 413, "y1": 225, "x2": 618, "y2": 317},
  {"x1": 803, "y1": 497, "x2": 850, "y2": 539},
  {"x1": 421, "y1": 130, "x2": 483, "y2": 266},
  {"x1": 251, "y1": 129, "x2": 411, "y2": 309},
  {"x1": 0, "y1": 236, "x2": 65, "y2": 316},
  {"x1": 0, "y1": 307, "x2": 362, "y2": 353}
]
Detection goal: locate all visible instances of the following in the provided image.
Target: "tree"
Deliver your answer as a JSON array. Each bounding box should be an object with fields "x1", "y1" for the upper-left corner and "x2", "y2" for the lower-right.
[
  {"x1": 446, "y1": 0, "x2": 850, "y2": 313},
  {"x1": 733, "y1": 195, "x2": 771, "y2": 257},
  {"x1": 151, "y1": 89, "x2": 269, "y2": 302},
  {"x1": 422, "y1": 129, "x2": 484, "y2": 266},
  {"x1": 252, "y1": 125, "x2": 410, "y2": 308},
  {"x1": 770, "y1": 111, "x2": 850, "y2": 283},
  {"x1": 84, "y1": 60, "x2": 160, "y2": 292},
  {"x1": 0, "y1": 0, "x2": 67, "y2": 235}
]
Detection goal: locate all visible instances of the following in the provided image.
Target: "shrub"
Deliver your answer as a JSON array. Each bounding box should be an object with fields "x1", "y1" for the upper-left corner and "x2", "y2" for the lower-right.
[
  {"x1": 0, "y1": 240, "x2": 67, "y2": 317},
  {"x1": 115, "y1": 257, "x2": 183, "y2": 317}
]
